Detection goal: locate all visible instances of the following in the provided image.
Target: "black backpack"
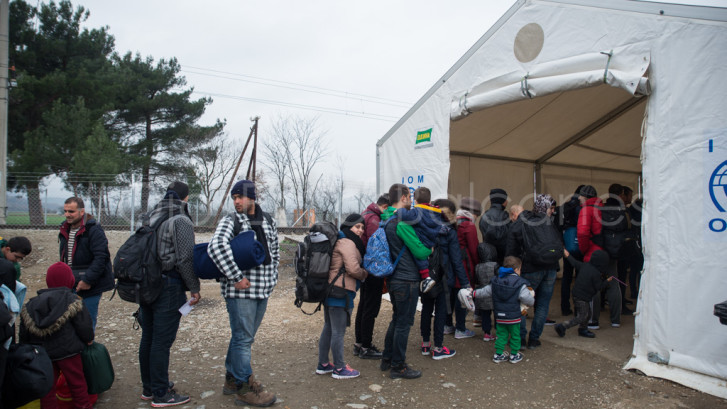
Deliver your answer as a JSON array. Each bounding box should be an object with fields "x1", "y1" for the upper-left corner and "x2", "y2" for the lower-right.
[
  {"x1": 2, "y1": 344, "x2": 54, "y2": 408},
  {"x1": 596, "y1": 206, "x2": 631, "y2": 258},
  {"x1": 113, "y1": 210, "x2": 180, "y2": 305},
  {"x1": 521, "y1": 219, "x2": 564, "y2": 265},
  {"x1": 294, "y1": 221, "x2": 341, "y2": 314}
]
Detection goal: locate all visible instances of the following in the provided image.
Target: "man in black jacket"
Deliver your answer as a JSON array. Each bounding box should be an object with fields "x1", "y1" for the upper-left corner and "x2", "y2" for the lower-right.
[
  {"x1": 59, "y1": 197, "x2": 114, "y2": 330},
  {"x1": 479, "y1": 188, "x2": 510, "y2": 264}
]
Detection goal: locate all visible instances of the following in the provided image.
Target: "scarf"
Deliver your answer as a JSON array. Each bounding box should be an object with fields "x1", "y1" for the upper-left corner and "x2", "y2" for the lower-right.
[
  {"x1": 498, "y1": 267, "x2": 515, "y2": 278},
  {"x1": 247, "y1": 204, "x2": 272, "y2": 265}
]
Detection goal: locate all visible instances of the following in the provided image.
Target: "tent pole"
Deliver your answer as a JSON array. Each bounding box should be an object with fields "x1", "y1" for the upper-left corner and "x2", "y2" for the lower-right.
[{"x1": 534, "y1": 164, "x2": 542, "y2": 197}]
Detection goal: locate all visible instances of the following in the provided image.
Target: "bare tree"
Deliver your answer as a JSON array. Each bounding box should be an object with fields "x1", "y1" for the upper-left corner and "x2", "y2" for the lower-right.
[
  {"x1": 190, "y1": 135, "x2": 243, "y2": 213},
  {"x1": 313, "y1": 176, "x2": 339, "y2": 223},
  {"x1": 279, "y1": 115, "x2": 328, "y2": 225},
  {"x1": 353, "y1": 187, "x2": 375, "y2": 212},
  {"x1": 262, "y1": 120, "x2": 291, "y2": 210}
]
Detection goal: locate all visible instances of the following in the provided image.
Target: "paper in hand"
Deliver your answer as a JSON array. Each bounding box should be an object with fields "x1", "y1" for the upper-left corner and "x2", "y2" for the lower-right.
[{"x1": 179, "y1": 299, "x2": 195, "y2": 316}]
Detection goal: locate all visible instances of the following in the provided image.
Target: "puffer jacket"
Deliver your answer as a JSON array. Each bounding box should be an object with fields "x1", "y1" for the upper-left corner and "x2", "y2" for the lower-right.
[
  {"x1": 361, "y1": 202, "x2": 383, "y2": 247},
  {"x1": 577, "y1": 197, "x2": 604, "y2": 262},
  {"x1": 19, "y1": 287, "x2": 94, "y2": 361}
]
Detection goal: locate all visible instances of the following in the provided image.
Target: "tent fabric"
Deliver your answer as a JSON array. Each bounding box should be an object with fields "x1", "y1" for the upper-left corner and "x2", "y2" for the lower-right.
[{"x1": 377, "y1": 0, "x2": 727, "y2": 398}]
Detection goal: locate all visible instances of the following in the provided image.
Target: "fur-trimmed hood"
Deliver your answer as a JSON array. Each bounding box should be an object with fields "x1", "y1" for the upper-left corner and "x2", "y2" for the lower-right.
[{"x1": 21, "y1": 287, "x2": 84, "y2": 338}]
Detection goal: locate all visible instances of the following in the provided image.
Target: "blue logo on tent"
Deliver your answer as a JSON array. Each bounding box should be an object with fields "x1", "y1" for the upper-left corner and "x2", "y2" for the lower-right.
[{"x1": 709, "y1": 160, "x2": 727, "y2": 212}]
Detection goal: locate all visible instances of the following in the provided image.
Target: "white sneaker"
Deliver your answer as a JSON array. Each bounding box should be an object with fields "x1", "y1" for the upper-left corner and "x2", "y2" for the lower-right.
[{"x1": 420, "y1": 277, "x2": 436, "y2": 293}]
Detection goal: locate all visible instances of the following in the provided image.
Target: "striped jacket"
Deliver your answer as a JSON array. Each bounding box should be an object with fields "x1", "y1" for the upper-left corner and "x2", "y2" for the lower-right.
[{"x1": 208, "y1": 208, "x2": 279, "y2": 299}]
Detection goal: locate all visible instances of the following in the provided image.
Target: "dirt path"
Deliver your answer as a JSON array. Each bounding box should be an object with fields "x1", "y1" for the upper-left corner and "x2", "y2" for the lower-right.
[{"x1": 6, "y1": 228, "x2": 726, "y2": 409}]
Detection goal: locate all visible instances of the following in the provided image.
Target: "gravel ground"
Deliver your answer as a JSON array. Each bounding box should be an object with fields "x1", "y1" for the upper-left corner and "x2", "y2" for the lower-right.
[{"x1": 5, "y1": 228, "x2": 727, "y2": 409}]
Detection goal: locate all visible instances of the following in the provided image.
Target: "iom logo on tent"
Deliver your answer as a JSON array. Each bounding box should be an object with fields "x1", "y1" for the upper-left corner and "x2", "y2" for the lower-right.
[
  {"x1": 708, "y1": 159, "x2": 727, "y2": 232},
  {"x1": 415, "y1": 128, "x2": 433, "y2": 149}
]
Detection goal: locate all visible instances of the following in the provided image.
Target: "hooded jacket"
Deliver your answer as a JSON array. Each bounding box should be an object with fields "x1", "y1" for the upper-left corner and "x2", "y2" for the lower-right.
[
  {"x1": 577, "y1": 196, "x2": 604, "y2": 262},
  {"x1": 437, "y1": 224, "x2": 470, "y2": 290},
  {"x1": 474, "y1": 243, "x2": 498, "y2": 310},
  {"x1": 569, "y1": 250, "x2": 610, "y2": 301},
  {"x1": 19, "y1": 287, "x2": 94, "y2": 361},
  {"x1": 151, "y1": 198, "x2": 200, "y2": 294},
  {"x1": 361, "y1": 202, "x2": 383, "y2": 247},
  {"x1": 397, "y1": 204, "x2": 443, "y2": 248},
  {"x1": 58, "y1": 217, "x2": 114, "y2": 297},
  {"x1": 479, "y1": 203, "x2": 510, "y2": 262}
]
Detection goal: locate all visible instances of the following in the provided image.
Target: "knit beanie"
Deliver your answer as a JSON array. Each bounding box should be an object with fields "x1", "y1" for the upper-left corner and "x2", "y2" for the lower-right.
[
  {"x1": 231, "y1": 180, "x2": 256, "y2": 200},
  {"x1": 165, "y1": 181, "x2": 189, "y2": 200},
  {"x1": 533, "y1": 194, "x2": 555, "y2": 215},
  {"x1": 489, "y1": 188, "x2": 508, "y2": 206},
  {"x1": 340, "y1": 213, "x2": 364, "y2": 230},
  {"x1": 459, "y1": 197, "x2": 483, "y2": 217},
  {"x1": 46, "y1": 262, "x2": 75, "y2": 289},
  {"x1": 579, "y1": 185, "x2": 597, "y2": 199}
]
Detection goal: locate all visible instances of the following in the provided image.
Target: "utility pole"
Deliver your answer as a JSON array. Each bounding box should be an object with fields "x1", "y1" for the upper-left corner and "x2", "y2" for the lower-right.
[{"x1": 0, "y1": 0, "x2": 9, "y2": 224}]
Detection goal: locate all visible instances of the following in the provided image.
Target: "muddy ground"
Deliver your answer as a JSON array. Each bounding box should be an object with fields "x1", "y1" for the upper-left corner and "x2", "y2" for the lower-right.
[{"x1": 5, "y1": 228, "x2": 727, "y2": 409}]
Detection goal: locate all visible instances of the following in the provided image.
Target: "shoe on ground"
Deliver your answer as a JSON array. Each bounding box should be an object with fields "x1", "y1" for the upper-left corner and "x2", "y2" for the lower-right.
[
  {"x1": 492, "y1": 353, "x2": 508, "y2": 363},
  {"x1": 332, "y1": 364, "x2": 360, "y2": 379},
  {"x1": 316, "y1": 362, "x2": 334, "y2": 375},
  {"x1": 420, "y1": 277, "x2": 436, "y2": 293},
  {"x1": 611, "y1": 322, "x2": 621, "y2": 328},
  {"x1": 142, "y1": 381, "x2": 175, "y2": 400},
  {"x1": 235, "y1": 375, "x2": 276, "y2": 407},
  {"x1": 443, "y1": 325, "x2": 455, "y2": 335},
  {"x1": 358, "y1": 345, "x2": 383, "y2": 360},
  {"x1": 223, "y1": 374, "x2": 240, "y2": 395},
  {"x1": 432, "y1": 346, "x2": 456, "y2": 360},
  {"x1": 380, "y1": 358, "x2": 391, "y2": 371},
  {"x1": 621, "y1": 306, "x2": 634, "y2": 315},
  {"x1": 353, "y1": 344, "x2": 362, "y2": 357},
  {"x1": 421, "y1": 342, "x2": 431, "y2": 356},
  {"x1": 151, "y1": 391, "x2": 190, "y2": 408},
  {"x1": 544, "y1": 318, "x2": 556, "y2": 326},
  {"x1": 390, "y1": 364, "x2": 422, "y2": 379},
  {"x1": 587, "y1": 321, "x2": 600, "y2": 330},
  {"x1": 454, "y1": 329, "x2": 475, "y2": 339},
  {"x1": 482, "y1": 333, "x2": 496, "y2": 342},
  {"x1": 509, "y1": 352, "x2": 524, "y2": 364},
  {"x1": 578, "y1": 329, "x2": 596, "y2": 338},
  {"x1": 555, "y1": 323, "x2": 566, "y2": 338},
  {"x1": 527, "y1": 338, "x2": 541, "y2": 349}
]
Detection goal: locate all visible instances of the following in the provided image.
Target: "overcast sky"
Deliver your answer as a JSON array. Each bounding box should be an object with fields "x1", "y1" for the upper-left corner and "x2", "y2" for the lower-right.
[{"x1": 72, "y1": 0, "x2": 724, "y2": 204}]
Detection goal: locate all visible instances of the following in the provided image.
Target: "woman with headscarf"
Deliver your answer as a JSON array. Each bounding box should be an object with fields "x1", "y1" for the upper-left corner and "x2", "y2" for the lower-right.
[{"x1": 316, "y1": 214, "x2": 369, "y2": 380}]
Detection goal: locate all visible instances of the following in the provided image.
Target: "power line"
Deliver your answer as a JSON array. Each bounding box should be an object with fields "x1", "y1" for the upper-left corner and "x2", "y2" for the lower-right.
[
  {"x1": 183, "y1": 65, "x2": 412, "y2": 107},
  {"x1": 193, "y1": 90, "x2": 401, "y2": 122},
  {"x1": 183, "y1": 68, "x2": 411, "y2": 109}
]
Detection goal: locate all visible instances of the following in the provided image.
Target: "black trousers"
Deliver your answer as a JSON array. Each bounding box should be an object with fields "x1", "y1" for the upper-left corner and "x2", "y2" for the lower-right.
[{"x1": 354, "y1": 275, "x2": 384, "y2": 348}]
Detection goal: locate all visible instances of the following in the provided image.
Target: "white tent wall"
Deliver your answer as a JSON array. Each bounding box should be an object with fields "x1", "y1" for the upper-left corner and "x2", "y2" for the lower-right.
[{"x1": 377, "y1": 0, "x2": 727, "y2": 398}]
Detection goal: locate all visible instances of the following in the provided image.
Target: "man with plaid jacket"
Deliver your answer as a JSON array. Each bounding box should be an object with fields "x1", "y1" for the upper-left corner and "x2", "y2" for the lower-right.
[{"x1": 208, "y1": 179, "x2": 279, "y2": 407}]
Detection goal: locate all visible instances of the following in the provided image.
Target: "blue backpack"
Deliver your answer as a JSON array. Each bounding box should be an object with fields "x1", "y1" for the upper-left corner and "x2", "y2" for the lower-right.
[{"x1": 363, "y1": 217, "x2": 406, "y2": 277}]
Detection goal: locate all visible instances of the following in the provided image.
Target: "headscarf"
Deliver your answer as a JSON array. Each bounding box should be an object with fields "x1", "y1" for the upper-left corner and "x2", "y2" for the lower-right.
[{"x1": 340, "y1": 214, "x2": 366, "y2": 258}]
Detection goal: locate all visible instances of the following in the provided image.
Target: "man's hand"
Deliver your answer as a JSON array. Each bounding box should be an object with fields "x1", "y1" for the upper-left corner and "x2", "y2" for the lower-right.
[
  {"x1": 76, "y1": 280, "x2": 91, "y2": 292},
  {"x1": 189, "y1": 292, "x2": 201, "y2": 305},
  {"x1": 234, "y1": 277, "x2": 251, "y2": 290},
  {"x1": 564, "y1": 249, "x2": 570, "y2": 258}
]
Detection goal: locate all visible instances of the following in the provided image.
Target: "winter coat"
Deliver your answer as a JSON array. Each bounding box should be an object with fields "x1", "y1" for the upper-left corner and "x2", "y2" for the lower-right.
[
  {"x1": 19, "y1": 287, "x2": 94, "y2": 361},
  {"x1": 577, "y1": 197, "x2": 604, "y2": 262},
  {"x1": 505, "y1": 210, "x2": 561, "y2": 273},
  {"x1": 152, "y1": 198, "x2": 200, "y2": 294},
  {"x1": 361, "y1": 202, "x2": 383, "y2": 247},
  {"x1": 382, "y1": 207, "x2": 430, "y2": 282},
  {"x1": 479, "y1": 204, "x2": 510, "y2": 262},
  {"x1": 438, "y1": 224, "x2": 470, "y2": 290},
  {"x1": 328, "y1": 237, "x2": 368, "y2": 293},
  {"x1": 569, "y1": 251, "x2": 610, "y2": 302},
  {"x1": 456, "y1": 215, "x2": 479, "y2": 285},
  {"x1": 58, "y1": 217, "x2": 114, "y2": 298},
  {"x1": 397, "y1": 204, "x2": 443, "y2": 248},
  {"x1": 474, "y1": 262, "x2": 497, "y2": 310},
  {"x1": 477, "y1": 273, "x2": 533, "y2": 324}
]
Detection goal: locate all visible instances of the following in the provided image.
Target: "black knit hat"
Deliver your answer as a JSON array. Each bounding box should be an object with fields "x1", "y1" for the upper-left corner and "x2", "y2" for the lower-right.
[
  {"x1": 166, "y1": 181, "x2": 189, "y2": 200},
  {"x1": 340, "y1": 213, "x2": 364, "y2": 230},
  {"x1": 231, "y1": 179, "x2": 256, "y2": 200},
  {"x1": 579, "y1": 185, "x2": 597, "y2": 199},
  {"x1": 489, "y1": 188, "x2": 508, "y2": 205}
]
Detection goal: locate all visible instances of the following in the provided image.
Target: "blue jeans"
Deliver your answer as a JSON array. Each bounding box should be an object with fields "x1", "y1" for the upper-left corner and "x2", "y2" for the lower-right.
[
  {"x1": 225, "y1": 297, "x2": 268, "y2": 383},
  {"x1": 420, "y1": 289, "x2": 447, "y2": 348},
  {"x1": 382, "y1": 281, "x2": 419, "y2": 367},
  {"x1": 520, "y1": 270, "x2": 556, "y2": 342},
  {"x1": 82, "y1": 293, "x2": 101, "y2": 331},
  {"x1": 139, "y1": 277, "x2": 186, "y2": 396}
]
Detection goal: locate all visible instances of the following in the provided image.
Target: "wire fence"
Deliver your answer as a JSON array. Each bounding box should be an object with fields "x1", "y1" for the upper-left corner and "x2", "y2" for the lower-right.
[{"x1": 3, "y1": 175, "x2": 309, "y2": 235}]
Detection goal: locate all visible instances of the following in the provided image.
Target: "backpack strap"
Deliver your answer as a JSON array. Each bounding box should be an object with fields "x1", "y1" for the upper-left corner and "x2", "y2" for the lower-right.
[{"x1": 303, "y1": 267, "x2": 347, "y2": 316}]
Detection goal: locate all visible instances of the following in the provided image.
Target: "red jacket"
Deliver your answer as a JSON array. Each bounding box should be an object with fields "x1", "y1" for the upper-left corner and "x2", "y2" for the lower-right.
[
  {"x1": 577, "y1": 197, "x2": 603, "y2": 262},
  {"x1": 361, "y1": 202, "x2": 383, "y2": 248},
  {"x1": 456, "y1": 216, "x2": 480, "y2": 287}
]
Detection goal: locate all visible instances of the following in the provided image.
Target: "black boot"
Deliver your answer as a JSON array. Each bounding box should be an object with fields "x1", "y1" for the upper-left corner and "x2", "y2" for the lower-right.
[{"x1": 578, "y1": 329, "x2": 596, "y2": 338}]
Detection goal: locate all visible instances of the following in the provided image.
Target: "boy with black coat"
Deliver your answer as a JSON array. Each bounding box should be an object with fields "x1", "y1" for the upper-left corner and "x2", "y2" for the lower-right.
[
  {"x1": 20, "y1": 262, "x2": 94, "y2": 409},
  {"x1": 554, "y1": 249, "x2": 612, "y2": 338}
]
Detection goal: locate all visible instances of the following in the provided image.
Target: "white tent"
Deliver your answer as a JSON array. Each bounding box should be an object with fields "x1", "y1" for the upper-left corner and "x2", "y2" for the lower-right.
[{"x1": 377, "y1": 0, "x2": 727, "y2": 398}]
